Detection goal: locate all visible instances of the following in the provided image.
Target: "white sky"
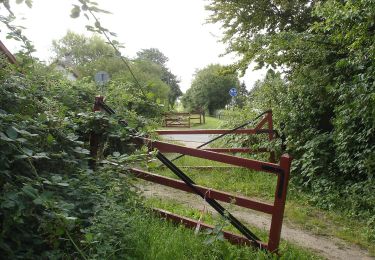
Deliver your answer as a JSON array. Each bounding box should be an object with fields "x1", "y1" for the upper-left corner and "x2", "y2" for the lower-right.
[{"x1": 1, "y1": 0, "x2": 266, "y2": 92}]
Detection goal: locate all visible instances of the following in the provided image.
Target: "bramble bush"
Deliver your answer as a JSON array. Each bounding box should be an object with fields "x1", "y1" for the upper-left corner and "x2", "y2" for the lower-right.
[{"x1": 0, "y1": 58, "x2": 150, "y2": 258}]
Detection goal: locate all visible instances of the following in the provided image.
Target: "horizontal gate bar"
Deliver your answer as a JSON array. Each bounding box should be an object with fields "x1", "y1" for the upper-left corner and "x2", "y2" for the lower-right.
[
  {"x1": 160, "y1": 148, "x2": 269, "y2": 154},
  {"x1": 145, "y1": 139, "x2": 283, "y2": 175},
  {"x1": 158, "y1": 166, "x2": 242, "y2": 170},
  {"x1": 203, "y1": 148, "x2": 269, "y2": 153},
  {"x1": 152, "y1": 208, "x2": 268, "y2": 249},
  {"x1": 155, "y1": 129, "x2": 274, "y2": 135},
  {"x1": 130, "y1": 168, "x2": 274, "y2": 214}
]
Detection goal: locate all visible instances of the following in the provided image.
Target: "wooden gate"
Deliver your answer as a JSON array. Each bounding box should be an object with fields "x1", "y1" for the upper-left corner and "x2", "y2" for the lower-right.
[{"x1": 90, "y1": 96, "x2": 293, "y2": 253}]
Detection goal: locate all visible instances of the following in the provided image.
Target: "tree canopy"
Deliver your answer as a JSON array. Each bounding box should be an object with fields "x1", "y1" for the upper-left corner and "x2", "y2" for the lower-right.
[
  {"x1": 136, "y1": 48, "x2": 168, "y2": 66},
  {"x1": 51, "y1": 33, "x2": 183, "y2": 109},
  {"x1": 182, "y1": 64, "x2": 239, "y2": 114},
  {"x1": 136, "y1": 48, "x2": 182, "y2": 109},
  {"x1": 207, "y1": 0, "x2": 375, "y2": 220}
]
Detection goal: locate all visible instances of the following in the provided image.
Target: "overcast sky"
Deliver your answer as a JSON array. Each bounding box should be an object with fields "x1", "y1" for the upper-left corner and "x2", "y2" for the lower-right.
[{"x1": 1, "y1": 0, "x2": 266, "y2": 92}]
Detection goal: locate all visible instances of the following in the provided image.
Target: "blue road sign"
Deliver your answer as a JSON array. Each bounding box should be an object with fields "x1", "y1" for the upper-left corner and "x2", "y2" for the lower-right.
[{"x1": 229, "y1": 87, "x2": 237, "y2": 97}]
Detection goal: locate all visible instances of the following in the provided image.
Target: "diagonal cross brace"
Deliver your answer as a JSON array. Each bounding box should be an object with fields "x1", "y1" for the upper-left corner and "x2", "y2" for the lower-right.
[{"x1": 156, "y1": 151, "x2": 262, "y2": 247}]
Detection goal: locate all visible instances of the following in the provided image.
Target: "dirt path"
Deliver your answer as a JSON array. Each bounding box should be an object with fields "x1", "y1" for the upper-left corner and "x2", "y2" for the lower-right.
[
  {"x1": 140, "y1": 183, "x2": 373, "y2": 260},
  {"x1": 161, "y1": 134, "x2": 211, "y2": 148}
]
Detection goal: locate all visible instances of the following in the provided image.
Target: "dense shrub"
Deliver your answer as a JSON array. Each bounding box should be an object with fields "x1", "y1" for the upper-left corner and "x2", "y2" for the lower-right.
[{"x1": 0, "y1": 59, "x2": 145, "y2": 258}]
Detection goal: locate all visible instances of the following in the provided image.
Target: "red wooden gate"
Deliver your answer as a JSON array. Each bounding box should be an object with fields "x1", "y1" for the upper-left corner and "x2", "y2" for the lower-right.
[{"x1": 90, "y1": 96, "x2": 293, "y2": 253}]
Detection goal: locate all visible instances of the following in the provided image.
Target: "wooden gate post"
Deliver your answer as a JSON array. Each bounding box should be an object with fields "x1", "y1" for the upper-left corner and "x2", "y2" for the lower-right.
[{"x1": 267, "y1": 154, "x2": 292, "y2": 252}]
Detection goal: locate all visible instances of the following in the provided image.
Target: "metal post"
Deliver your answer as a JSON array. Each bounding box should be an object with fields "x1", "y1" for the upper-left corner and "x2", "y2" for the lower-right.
[{"x1": 267, "y1": 154, "x2": 292, "y2": 252}]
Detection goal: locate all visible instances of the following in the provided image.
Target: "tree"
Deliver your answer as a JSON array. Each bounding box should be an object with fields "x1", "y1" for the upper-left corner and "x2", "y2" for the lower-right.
[
  {"x1": 206, "y1": 0, "x2": 319, "y2": 74},
  {"x1": 136, "y1": 48, "x2": 182, "y2": 109},
  {"x1": 51, "y1": 31, "x2": 124, "y2": 77},
  {"x1": 51, "y1": 33, "x2": 175, "y2": 108},
  {"x1": 207, "y1": 0, "x2": 375, "y2": 218},
  {"x1": 234, "y1": 81, "x2": 249, "y2": 108},
  {"x1": 162, "y1": 68, "x2": 182, "y2": 109},
  {"x1": 136, "y1": 48, "x2": 168, "y2": 66},
  {"x1": 182, "y1": 64, "x2": 239, "y2": 115}
]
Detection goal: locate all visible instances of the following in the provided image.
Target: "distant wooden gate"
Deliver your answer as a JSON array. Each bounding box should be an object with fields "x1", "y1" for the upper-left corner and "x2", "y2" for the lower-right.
[{"x1": 163, "y1": 110, "x2": 205, "y2": 128}]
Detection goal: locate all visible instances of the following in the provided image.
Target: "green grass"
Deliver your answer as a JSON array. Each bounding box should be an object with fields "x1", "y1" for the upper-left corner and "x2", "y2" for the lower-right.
[
  {"x1": 144, "y1": 156, "x2": 375, "y2": 256},
  {"x1": 142, "y1": 198, "x2": 323, "y2": 259},
  {"x1": 191, "y1": 116, "x2": 223, "y2": 129}
]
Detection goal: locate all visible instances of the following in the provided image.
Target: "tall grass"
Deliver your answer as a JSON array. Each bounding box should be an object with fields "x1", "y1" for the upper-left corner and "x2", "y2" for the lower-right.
[{"x1": 87, "y1": 204, "x2": 321, "y2": 259}]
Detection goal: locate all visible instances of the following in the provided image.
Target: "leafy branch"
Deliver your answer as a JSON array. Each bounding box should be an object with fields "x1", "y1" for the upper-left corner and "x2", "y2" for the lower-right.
[
  {"x1": 0, "y1": 0, "x2": 35, "y2": 56},
  {"x1": 71, "y1": 0, "x2": 147, "y2": 98}
]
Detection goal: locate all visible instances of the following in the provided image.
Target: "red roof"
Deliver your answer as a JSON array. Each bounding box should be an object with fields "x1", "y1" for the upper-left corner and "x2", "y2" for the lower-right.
[{"x1": 0, "y1": 40, "x2": 17, "y2": 64}]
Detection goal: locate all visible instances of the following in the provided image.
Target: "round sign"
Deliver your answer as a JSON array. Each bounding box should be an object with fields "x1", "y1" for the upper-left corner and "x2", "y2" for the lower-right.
[
  {"x1": 229, "y1": 87, "x2": 237, "y2": 97},
  {"x1": 95, "y1": 71, "x2": 110, "y2": 85}
]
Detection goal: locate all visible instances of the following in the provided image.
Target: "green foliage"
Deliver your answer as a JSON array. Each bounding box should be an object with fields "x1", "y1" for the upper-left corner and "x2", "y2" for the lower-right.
[
  {"x1": 206, "y1": 0, "x2": 375, "y2": 237},
  {"x1": 0, "y1": 0, "x2": 35, "y2": 56},
  {"x1": 137, "y1": 48, "x2": 169, "y2": 66},
  {"x1": 0, "y1": 59, "x2": 148, "y2": 258},
  {"x1": 52, "y1": 31, "x2": 117, "y2": 70},
  {"x1": 206, "y1": 0, "x2": 319, "y2": 74},
  {"x1": 136, "y1": 48, "x2": 183, "y2": 109},
  {"x1": 51, "y1": 33, "x2": 182, "y2": 110},
  {"x1": 234, "y1": 81, "x2": 249, "y2": 108},
  {"x1": 182, "y1": 64, "x2": 239, "y2": 115}
]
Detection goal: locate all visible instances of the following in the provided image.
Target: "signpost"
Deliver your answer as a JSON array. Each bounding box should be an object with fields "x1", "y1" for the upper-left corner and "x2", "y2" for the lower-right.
[
  {"x1": 229, "y1": 88, "x2": 238, "y2": 97},
  {"x1": 95, "y1": 71, "x2": 110, "y2": 95},
  {"x1": 229, "y1": 87, "x2": 237, "y2": 110}
]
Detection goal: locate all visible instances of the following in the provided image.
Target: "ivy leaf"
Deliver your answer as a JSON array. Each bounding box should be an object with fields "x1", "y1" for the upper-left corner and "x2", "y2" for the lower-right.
[
  {"x1": 46, "y1": 134, "x2": 55, "y2": 144},
  {"x1": 70, "y1": 5, "x2": 81, "y2": 18},
  {"x1": 25, "y1": 0, "x2": 32, "y2": 8},
  {"x1": 67, "y1": 133, "x2": 79, "y2": 141},
  {"x1": 22, "y1": 147, "x2": 33, "y2": 156},
  {"x1": 32, "y1": 197, "x2": 43, "y2": 205},
  {"x1": 0, "y1": 132, "x2": 14, "y2": 142},
  {"x1": 16, "y1": 0, "x2": 24, "y2": 4},
  {"x1": 85, "y1": 232, "x2": 94, "y2": 242},
  {"x1": 6, "y1": 126, "x2": 18, "y2": 140},
  {"x1": 17, "y1": 129, "x2": 38, "y2": 137},
  {"x1": 74, "y1": 147, "x2": 90, "y2": 155},
  {"x1": 14, "y1": 154, "x2": 29, "y2": 159},
  {"x1": 16, "y1": 137, "x2": 27, "y2": 143},
  {"x1": 32, "y1": 152, "x2": 50, "y2": 159},
  {"x1": 57, "y1": 182, "x2": 69, "y2": 187},
  {"x1": 22, "y1": 185, "x2": 38, "y2": 199}
]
